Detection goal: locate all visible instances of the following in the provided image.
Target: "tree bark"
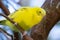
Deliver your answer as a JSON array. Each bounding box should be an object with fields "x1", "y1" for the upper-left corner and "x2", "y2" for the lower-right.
[{"x1": 31, "y1": 0, "x2": 60, "y2": 40}]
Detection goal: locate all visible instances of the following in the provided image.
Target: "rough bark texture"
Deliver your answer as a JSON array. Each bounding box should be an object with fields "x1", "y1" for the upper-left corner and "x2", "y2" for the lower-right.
[{"x1": 31, "y1": 0, "x2": 60, "y2": 40}]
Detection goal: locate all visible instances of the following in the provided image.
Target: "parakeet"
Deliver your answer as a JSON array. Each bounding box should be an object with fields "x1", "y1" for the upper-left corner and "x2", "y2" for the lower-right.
[{"x1": 0, "y1": 7, "x2": 46, "y2": 32}]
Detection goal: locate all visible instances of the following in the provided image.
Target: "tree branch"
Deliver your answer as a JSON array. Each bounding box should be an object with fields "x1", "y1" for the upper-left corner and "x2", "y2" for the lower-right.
[
  {"x1": 42, "y1": 0, "x2": 60, "y2": 35},
  {"x1": 0, "y1": 0, "x2": 10, "y2": 16}
]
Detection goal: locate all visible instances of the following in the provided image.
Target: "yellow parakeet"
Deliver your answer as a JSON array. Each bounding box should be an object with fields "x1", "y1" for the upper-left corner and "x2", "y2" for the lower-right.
[{"x1": 0, "y1": 7, "x2": 46, "y2": 32}]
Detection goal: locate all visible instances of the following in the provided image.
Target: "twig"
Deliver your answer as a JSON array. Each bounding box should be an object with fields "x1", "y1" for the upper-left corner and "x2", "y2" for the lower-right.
[{"x1": 0, "y1": 28, "x2": 13, "y2": 40}]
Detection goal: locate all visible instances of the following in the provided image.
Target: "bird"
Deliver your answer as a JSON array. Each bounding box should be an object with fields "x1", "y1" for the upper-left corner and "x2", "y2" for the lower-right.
[{"x1": 0, "y1": 7, "x2": 46, "y2": 32}]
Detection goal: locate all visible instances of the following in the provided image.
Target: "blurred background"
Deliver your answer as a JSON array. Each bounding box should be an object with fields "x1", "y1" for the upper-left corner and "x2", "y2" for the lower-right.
[{"x1": 0, "y1": 0, "x2": 60, "y2": 40}]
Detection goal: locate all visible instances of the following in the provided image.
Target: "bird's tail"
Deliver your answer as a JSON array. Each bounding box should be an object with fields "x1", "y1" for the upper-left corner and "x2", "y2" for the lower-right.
[
  {"x1": 0, "y1": 20, "x2": 6, "y2": 25},
  {"x1": 0, "y1": 20, "x2": 19, "y2": 32}
]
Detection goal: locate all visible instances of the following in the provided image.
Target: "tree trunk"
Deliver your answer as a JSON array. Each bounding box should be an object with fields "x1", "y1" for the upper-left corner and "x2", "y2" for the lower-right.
[{"x1": 31, "y1": 0, "x2": 60, "y2": 40}]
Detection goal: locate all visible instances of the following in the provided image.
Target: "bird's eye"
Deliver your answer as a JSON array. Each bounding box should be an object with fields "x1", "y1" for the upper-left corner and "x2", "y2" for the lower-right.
[
  {"x1": 37, "y1": 10, "x2": 41, "y2": 13},
  {"x1": 36, "y1": 10, "x2": 42, "y2": 15},
  {"x1": 39, "y1": 11, "x2": 41, "y2": 13}
]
